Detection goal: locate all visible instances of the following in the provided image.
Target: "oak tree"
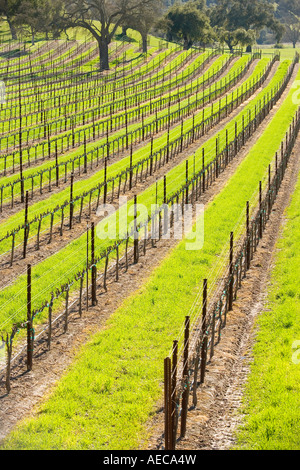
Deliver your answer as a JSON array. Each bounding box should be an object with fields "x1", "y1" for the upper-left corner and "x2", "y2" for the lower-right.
[
  {"x1": 161, "y1": 0, "x2": 214, "y2": 50},
  {"x1": 210, "y1": 0, "x2": 284, "y2": 51},
  {"x1": 59, "y1": 0, "x2": 159, "y2": 70}
]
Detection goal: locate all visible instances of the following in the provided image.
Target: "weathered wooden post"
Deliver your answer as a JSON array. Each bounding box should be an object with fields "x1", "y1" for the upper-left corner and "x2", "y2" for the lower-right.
[
  {"x1": 180, "y1": 316, "x2": 190, "y2": 438},
  {"x1": 164, "y1": 356, "x2": 172, "y2": 450},
  {"x1": 27, "y1": 264, "x2": 33, "y2": 371},
  {"x1": 134, "y1": 195, "x2": 139, "y2": 264},
  {"x1": 91, "y1": 222, "x2": 97, "y2": 306},
  {"x1": 23, "y1": 190, "x2": 29, "y2": 259},
  {"x1": 69, "y1": 173, "x2": 74, "y2": 229},
  {"x1": 228, "y1": 232, "x2": 234, "y2": 311},
  {"x1": 200, "y1": 279, "x2": 208, "y2": 384}
]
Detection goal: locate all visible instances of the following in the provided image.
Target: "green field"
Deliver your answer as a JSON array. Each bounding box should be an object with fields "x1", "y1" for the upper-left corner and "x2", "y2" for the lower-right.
[
  {"x1": 1, "y1": 55, "x2": 299, "y2": 450},
  {"x1": 233, "y1": 166, "x2": 300, "y2": 450},
  {"x1": 1, "y1": 18, "x2": 300, "y2": 452}
]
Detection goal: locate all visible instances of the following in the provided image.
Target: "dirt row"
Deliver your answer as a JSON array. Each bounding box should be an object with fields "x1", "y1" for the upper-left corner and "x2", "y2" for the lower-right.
[
  {"x1": 0, "y1": 61, "x2": 296, "y2": 444},
  {"x1": 1, "y1": 47, "x2": 195, "y2": 157},
  {"x1": 0, "y1": 57, "x2": 277, "y2": 287},
  {"x1": 0, "y1": 50, "x2": 220, "y2": 201},
  {"x1": 144, "y1": 95, "x2": 300, "y2": 453}
]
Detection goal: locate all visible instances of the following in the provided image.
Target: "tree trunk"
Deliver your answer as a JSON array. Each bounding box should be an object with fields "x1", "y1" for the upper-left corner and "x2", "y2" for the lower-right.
[
  {"x1": 6, "y1": 17, "x2": 17, "y2": 41},
  {"x1": 183, "y1": 35, "x2": 189, "y2": 50},
  {"x1": 142, "y1": 33, "x2": 147, "y2": 53},
  {"x1": 5, "y1": 342, "x2": 12, "y2": 393},
  {"x1": 122, "y1": 26, "x2": 128, "y2": 37},
  {"x1": 227, "y1": 40, "x2": 234, "y2": 53},
  {"x1": 98, "y1": 40, "x2": 110, "y2": 71},
  {"x1": 166, "y1": 32, "x2": 173, "y2": 42}
]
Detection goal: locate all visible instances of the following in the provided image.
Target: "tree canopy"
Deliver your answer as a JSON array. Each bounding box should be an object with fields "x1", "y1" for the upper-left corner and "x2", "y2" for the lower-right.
[
  {"x1": 161, "y1": 0, "x2": 215, "y2": 49},
  {"x1": 58, "y1": 0, "x2": 159, "y2": 70},
  {"x1": 0, "y1": 0, "x2": 22, "y2": 39},
  {"x1": 2, "y1": 0, "x2": 299, "y2": 71},
  {"x1": 14, "y1": 0, "x2": 64, "y2": 44},
  {"x1": 121, "y1": 0, "x2": 163, "y2": 53},
  {"x1": 209, "y1": 0, "x2": 284, "y2": 50}
]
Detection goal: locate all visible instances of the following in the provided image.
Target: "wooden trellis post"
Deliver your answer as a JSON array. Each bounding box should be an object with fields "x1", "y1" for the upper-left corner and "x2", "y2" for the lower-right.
[
  {"x1": 164, "y1": 356, "x2": 172, "y2": 450},
  {"x1": 134, "y1": 195, "x2": 139, "y2": 264},
  {"x1": 27, "y1": 264, "x2": 33, "y2": 371},
  {"x1": 104, "y1": 157, "x2": 108, "y2": 204},
  {"x1": 246, "y1": 201, "x2": 251, "y2": 270},
  {"x1": 180, "y1": 315, "x2": 190, "y2": 438},
  {"x1": 228, "y1": 232, "x2": 234, "y2": 311},
  {"x1": 23, "y1": 190, "x2": 29, "y2": 259},
  {"x1": 185, "y1": 159, "x2": 189, "y2": 205},
  {"x1": 171, "y1": 340, "x2": 178, "y2": 449},
  {"x1": 200, "y1": 279, "x2": 208, "y2": 384},
  {"x1": 259, "y1": 181, "x2": 263, "y2": 239},
  {"x1": 69, "y1": 173, "x2": 74, "y2": 230},
  {"x1": 91, "y1": 222, "x2": 97, "y2": 306}
]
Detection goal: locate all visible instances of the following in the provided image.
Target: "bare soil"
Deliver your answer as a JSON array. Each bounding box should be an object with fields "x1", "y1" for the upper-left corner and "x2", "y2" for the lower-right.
[
  {"x1": 1, "y1": 48, "x2": 197, "y2": 159},
  {"x1": 144, "y1": 127, "x2": 300, "y2": 452},
  {"x1": 0, "y1": 59, "x2": 279, "y2": 287},
  {"x1": 0, "y1": 61, "x2": 298, "y2": 449}
]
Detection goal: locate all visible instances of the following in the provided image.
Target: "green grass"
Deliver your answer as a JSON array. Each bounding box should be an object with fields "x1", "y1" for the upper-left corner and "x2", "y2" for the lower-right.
[
  {"x1": 0, "y1": 48, "x2": 197, "y2": 136},
  {"x1": 0, "y1": 53, "x2": 249, "y2": 199},
  {"x1": 233, "y1": 167, "x2": 300, "y2": 450},
  {"x1": 2, "y1": 41, "x2": 155, "y2": 101},
  {"x1": 1, "y1": 44, "x2": 170, "y2": 113},
  {"x1": 0, "y1": 57, "x2": 288, "y2": 335},
  {"x1": 0, "y1": 54, "x2": 231, "y2": 239},
  {"x1": 259, "y1": 44, "x2": 300, "y2": 62},
  {"x1": 1, "y1": 56, "x2": 299, "y2": 451},
  {"x1": 0, "y1": 48, "x2": 202, "y2": 155}
]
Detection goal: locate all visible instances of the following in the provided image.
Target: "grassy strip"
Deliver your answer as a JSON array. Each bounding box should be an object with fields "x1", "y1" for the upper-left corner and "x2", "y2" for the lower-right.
[
  {"x1": 0, "y1": 42, "x2": 159, "y2": 109},
  {"x1": 0, "y1": 53, "x2": 246, "y2": 196},
  {"x1": 0, "y1": 58, "x2": 288, "y2": 334},
  {"x1": 2, "y1": 45, "x2": 179, "y2": 108},
  {"x1": 233, "y1": 167, "x2": 300, "y2": 450},
  {"x1": 0, "y1": 48, "x2": 202, "y2": 148},
  {"x1": 0, "y1": 49, "x2": 205, "y2": 139},
  {"x1": 3, "y1": 44, "x2": 166, "y2": 101},
  {"x1": 0, "y1": 56, "x2": 270, "y2": 246},
  {"x1": 1, "y1": 57, "x2": 298, "y2": 451},
  {"x1": 0, "y1": 55, "x2": 230, "y2": 235},
  {"x1": 0, "y1": 44, "x2": 161, "y2": 122}
]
